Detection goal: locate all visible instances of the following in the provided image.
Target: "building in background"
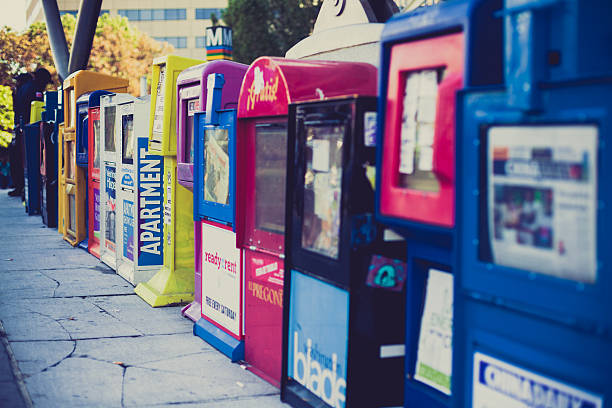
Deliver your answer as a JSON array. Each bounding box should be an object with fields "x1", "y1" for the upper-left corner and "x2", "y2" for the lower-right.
[{"x1": 25, "y1": 0, "x2": 227, "y2": 59}]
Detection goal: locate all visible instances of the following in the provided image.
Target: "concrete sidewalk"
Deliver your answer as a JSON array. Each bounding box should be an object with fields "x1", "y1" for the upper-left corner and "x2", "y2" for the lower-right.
[{"x1": 0, "y1": 192, "x2": 288, "y2": 407}]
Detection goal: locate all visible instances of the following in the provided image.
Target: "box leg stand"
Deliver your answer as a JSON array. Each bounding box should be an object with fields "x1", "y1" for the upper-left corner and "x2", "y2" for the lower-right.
[
  {"x1": 181, "y1": 222, "x2": 202, "y2": 321},
  {"x1": 194, "y1": 318, "x2": 244, "y2": 362},
  {"x1": 135, "y1": 158, "x2": 195, "y2": 306}
]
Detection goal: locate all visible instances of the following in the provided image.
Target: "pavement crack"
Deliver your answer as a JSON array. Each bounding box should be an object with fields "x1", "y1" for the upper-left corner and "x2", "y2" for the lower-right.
[
  {"x1": 147, "y1": 392, "x2": 281, "y2": 407},
  {"x1": 120, "y1": 366, "x2": 127, "y2": 408},
  {"x1": 134, "y1": 351, "x2": 212, "y2": 366},
  {"x1": 84, "y1": 299, "x2": 146, "y2": 336},
  {"x1": 38, "y1": 271, "x2": 61, "y2": 297},
  {"x1": 38, "y1": 339, "x2": 77, "y2": 374}
]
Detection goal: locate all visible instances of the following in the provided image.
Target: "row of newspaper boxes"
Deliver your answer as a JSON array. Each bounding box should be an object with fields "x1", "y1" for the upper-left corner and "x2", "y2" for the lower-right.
[{"x1": 24, "y1": 0, "x2": 611, "y2": 407}]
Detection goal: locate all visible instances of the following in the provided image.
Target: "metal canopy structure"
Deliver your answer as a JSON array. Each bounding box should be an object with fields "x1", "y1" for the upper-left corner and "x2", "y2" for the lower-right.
[{"x1": 42, "y1": 0, "x2": 102, "y2": 81}]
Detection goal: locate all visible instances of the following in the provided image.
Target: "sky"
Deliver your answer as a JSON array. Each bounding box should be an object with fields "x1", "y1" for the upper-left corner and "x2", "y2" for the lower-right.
[{"x1": 0, "y1": 0, "x2": 26, "y2": 32}]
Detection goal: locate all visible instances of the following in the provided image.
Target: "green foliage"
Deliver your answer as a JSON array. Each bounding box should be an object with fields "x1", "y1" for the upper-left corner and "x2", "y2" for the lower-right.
[
  {"x1": 0, "y1": 86, "x2": 13, "y2": 148},
  {"x1": 0, "y1": 13, "x2": 172, "y2": 95},
  {"x1": 222, "y1": 0, "x2": 321, "y2": 64}
]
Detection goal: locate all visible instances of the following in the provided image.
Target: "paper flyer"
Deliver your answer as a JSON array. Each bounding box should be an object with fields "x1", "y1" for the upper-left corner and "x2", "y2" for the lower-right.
[
  {"x1": 204, "y1": 129, "x2": 230, "y2": 205},
  {"x1": 414, "y1": 268, "x2": 453, "y2": 395},
  {"x1": 152, "y1": 65, "x2": 166, "y2": 141},
  {"x1": 487, "y1": 125, "x2": 598, "y2": 283},
  {"x1": 399, "y1": 69, "x2": 439, "y2": 176}
]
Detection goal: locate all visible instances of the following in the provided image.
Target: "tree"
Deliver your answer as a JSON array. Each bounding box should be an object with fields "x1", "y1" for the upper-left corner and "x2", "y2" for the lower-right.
[
  {"x1": 222, "y1": 0, "x2": 321, "y2": 64},
  {"x1": 0, "y1": 86, "x2": 13, "y2": 148},
  {"x1": 0, "y1": 14, "x2": 173, "y2": 95}
]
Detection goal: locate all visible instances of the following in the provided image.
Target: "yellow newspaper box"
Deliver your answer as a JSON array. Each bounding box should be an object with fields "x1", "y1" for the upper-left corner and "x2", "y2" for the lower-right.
[
  {"x1": 58, "y1": 123, "x2": 65, "y2": 235},
  {"x1": 62, "y1": 71, "x2": 128, "y2": 246},
  {"x1": 135, "y1": 55, "x2": 203, "y2": 306}
]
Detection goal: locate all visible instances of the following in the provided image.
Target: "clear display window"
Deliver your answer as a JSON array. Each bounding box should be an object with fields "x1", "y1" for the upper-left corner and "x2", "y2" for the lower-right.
[
  {"x1": 203, "y1": 127, "x2": 230, "y2": 205},
  {"x1": 255, "y1": 124, "x2": 287, "y2": 234},
  {"x1": 484, "y1": 125, "x2": 598, "y2": 283},
  {"x1": 301, "y1": 123, "x2": 345, "y2": 260},
  {"x1": 67, "y1": 141, "x2": 75, "y2": 180},
  {"x1": 185, "y1": 98, "x2": 198, "y2": 163},
  {"x1": 122, "y1": 114, "x2": 134, "y2": 164},
  {"x1": 93, "y1": 119, "x2": 100, "y2": 169},
  {"x1": 68, "y1": 89, "x2": 75, "y2": 128},
  {"x1": 78, "y1": 113, "x2": 87, "y2": 154},
  {"x1": 398, "y1": 68, "x2": 443, "y2": 192},
  {"x1": 68, "y1": 194, "x2": 76, "y2": 232},
  {"x1": 104, "y1": 106, "x2": 116, "y2": 153}
]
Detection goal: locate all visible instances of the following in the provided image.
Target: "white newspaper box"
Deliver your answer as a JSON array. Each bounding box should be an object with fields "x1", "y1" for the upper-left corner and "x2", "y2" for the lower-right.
[
  {"x1": 116, "y1": 96, "x2": 165, "y2": 285},
  {"x1": 100, "y1": 93, "x2": 136, "y2": 270}
]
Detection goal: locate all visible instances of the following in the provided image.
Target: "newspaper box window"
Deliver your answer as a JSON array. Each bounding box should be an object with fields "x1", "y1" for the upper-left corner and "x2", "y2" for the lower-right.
[{"x1": 481, "y1": 125, "x2": 598, "y2": 283}]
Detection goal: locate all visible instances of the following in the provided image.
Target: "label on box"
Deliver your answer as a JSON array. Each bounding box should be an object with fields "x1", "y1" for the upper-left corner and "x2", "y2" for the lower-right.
[
  {"x1": 415, "y1": 269, "x2": 453, "y2": 395},
  {"x1": 364, "y1": 111, "x2": 377, "y2": 147},
  {"x1": 201, "y1": 223, "x2": 242, "y2": 337},
  {"x1": 312, "y1": 139, "x2": 330, "y2": 172},
  {"x1": 104, "y1": 164, "x2": 116, "y2": 251},
  {"x1": 137, "y1": 137, "x2": 163, "y2": 266},
  {"x1": 473, "y1": 352, "x2": 602, "y2": 408},
  {"x1": 123, "y1": 199, "x2": 134, "y2": 261},
  {"x1": 152, "y1": 64, "x2": 166, "y2": 142},
  {"x1": 93, "y1": 187, "x2": 100, "y2": 233},
  {"x1": 250, "y1": 255, "x2": 283, "y2": 287},
  {"x1": 365, "y1": 255, "x2": 406, "y2": 292}
]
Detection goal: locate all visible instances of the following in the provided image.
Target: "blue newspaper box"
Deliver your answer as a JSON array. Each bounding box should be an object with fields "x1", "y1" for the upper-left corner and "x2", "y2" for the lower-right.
[
  {"x1": 376, "y1": 1, "x2": 503, "y2": 406},
  {"x1": 454, "y1": 1, "x2": 612, "y2": 406},
  {"x1": 24, "y1": 122, "x2": 41, "y2": 215},
  {"x1": 40, "y1": 90, "x2": 61, "y2": 227},
  {"x1": 74, "y1": 93, "x2": 91, "y2": 248},
  {"x1": 192, "y1": 74, "x2": 244, "y2": 361}
]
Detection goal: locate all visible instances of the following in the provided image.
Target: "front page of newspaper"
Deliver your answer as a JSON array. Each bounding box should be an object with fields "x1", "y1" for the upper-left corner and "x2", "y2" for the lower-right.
[{"x1": 487, "y1": 125, "x2": 598, "y2": 283}]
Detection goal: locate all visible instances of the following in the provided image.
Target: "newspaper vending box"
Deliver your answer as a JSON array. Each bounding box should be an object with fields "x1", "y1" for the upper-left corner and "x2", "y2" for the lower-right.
[
  {"x1": 376, "y1": 1, "x2": 503, "y2": 406},
  {"x1": 100, "y1": 93, "x2": 137, "y2": 270},
  {"x1": 24, "y1": 100, "x2": 44, "y2": 215},
  {"x1": 58, "y1": 122, "x2": 65, "y2": 235},
  {"x1": 116, "y1": 96, "x2": 165, "y2": 285},
  {"x1": 455, "y1": 0, "x2": 612, "y2": 406},
  {"x1": 135, "y1": 55, "x2": 203, "y2": 307},
  {"x1": 62, "y1": 71, "x2": 128, "y2": 247},
  {"x1": 40, "y1": 90, "x2": 61, "y2": 228},
  {"x1": 176, "y1": 60, "x2": 247, "y2": 322},
  {"x1": 236, "y1": 58, "x2": 383, "y2": 388},
  {"x1": 192, "y1": 73, "x2": 244, "y2": 361},
  {"x1": 87, "y1": 91, "x2": 113, "y2": 258}
]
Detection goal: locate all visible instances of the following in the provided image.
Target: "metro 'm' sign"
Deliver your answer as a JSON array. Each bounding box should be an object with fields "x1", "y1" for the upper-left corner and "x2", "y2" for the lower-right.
[{"x1": 205, "y1": 26, "x2": 233, "y2": 61}]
